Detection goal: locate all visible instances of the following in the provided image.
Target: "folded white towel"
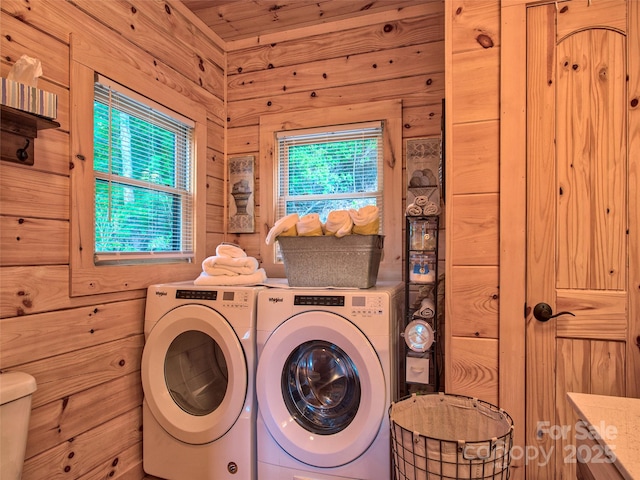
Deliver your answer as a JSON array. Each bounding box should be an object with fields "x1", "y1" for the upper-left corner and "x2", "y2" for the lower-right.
[
  {"x1": 265, "y1": 213, "x2": 299, "y2": 245},
  {"x1": 215, "y1": 243, "x2": 246, "y2": 258},
  {"x1": 422, "y1": 201, "x2": 440, "y2": 215},
  {"x1": 324, "y1": 210, "x2": 353, "y2": 237},
  {"x1": 349, "y1": 205, "x2": 378, "y2": 224},
  {"x1": 296, "y1": 213, "x2": 323, "y2": 236},
  {"x1": 406, "y1": 203, "x2": 422, "y2": 216},
  {"x1": 202, "y1": 255, "x2": 259, "y2": 276},
  {"x1": 414, "y1": 195, "x2": 429, "y2": 207},
  {"x1": 415, "y1": 297, "x2": 435, "y2": 319},
  {"x1": 349, "y1": 205, "x2": 380, "y2": 235},
  {"x1": 194, "y1": 268, "x2": 267, "y2": 286}
]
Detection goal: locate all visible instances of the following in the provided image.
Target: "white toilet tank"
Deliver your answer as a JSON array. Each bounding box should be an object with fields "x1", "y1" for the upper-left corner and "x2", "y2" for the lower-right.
[{"x1": 0, "y1": 372, "x2": 37, "y2": 480}]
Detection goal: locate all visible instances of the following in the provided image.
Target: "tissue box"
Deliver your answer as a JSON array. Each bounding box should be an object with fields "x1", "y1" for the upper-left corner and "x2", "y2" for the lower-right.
[
  {"x1": 1, "y1": 78, "x2": 57, "y2": 120},
  {"x1": 277, "y1": 235, "x2": 384, "y2": 288}
]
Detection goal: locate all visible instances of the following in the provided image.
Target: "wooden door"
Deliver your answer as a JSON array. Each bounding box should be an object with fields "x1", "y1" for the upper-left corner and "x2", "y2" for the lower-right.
[{"x1": 525, "y1": 1, "x2": 634, "y2": 479}]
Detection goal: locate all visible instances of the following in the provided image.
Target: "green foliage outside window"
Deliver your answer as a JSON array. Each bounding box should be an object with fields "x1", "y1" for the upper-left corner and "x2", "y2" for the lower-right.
[
  {"x1": 94, "y1": 181, "x2": 178, "y2": 252},
  {"x1": 93, "y1": 93, "x2": 192, "y2": 256},
  {"x1": 283, "y1": 137, "x2": 380, "y2": 220}
]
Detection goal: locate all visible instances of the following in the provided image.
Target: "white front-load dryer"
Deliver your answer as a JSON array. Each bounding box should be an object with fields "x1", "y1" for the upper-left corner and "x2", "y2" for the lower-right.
[
  {"x1": 256, "y1": 281, "x2": 403, "y2": 480},
  {"x1": 142, "y1": 281, "x2": 262, "y2": 480}
]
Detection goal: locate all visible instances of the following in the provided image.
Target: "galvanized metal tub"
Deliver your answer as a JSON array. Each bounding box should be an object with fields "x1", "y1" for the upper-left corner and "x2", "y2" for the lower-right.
[{"x1": 277, "y1": 234, "x2": 384, "y2": 288}]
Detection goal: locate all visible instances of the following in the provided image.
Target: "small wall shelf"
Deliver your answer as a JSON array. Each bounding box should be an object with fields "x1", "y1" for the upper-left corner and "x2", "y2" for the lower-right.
[{"x1": 1, "y1": 105, "x2": 60, "y2": 166}]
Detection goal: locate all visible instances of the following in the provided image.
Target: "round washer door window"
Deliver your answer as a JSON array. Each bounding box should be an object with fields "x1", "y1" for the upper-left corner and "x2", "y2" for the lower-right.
[
  {"x1": 282, "y1": 340, "x2": 360, "y2": 435},
  {"x1": 142, "y1": 304, "x2": 247, "y2": 445},
  {"x1": 256, "y1": 311, "x2": 386, "y2": 468}
]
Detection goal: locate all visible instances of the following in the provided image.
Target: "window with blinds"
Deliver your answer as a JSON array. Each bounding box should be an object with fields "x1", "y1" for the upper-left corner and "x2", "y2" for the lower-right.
[
  {"x1": 276, "y1": 121, "x2": 384, "y2": 224},
  {"x1": 93, "y1": 75, "x2": 195, "y2": 264}
]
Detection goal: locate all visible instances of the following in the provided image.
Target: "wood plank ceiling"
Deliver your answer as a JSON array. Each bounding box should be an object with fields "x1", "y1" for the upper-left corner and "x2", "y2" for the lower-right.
[{"x1": 180, "y1": 0, "x2": 427, "y2": 42}]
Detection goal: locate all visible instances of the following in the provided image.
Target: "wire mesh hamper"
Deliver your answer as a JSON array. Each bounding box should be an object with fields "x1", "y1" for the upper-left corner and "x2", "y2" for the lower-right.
[{"x1": 389, "y1": 393, "x2": 514, "y2": 480}]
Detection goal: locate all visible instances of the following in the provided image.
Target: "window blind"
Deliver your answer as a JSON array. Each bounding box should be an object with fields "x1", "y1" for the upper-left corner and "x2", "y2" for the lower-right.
[
  {"x1": 276, "y1": 121, "x2": 384, "y2": 225},
  {"x1": 93, "y1": 75, "x2": 195, "y2": 264}
]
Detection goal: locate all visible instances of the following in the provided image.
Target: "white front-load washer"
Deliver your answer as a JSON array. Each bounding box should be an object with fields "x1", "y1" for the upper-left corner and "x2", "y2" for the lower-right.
[
  {"x1": 141, "y1": 281, "x2": 262, "y2": 480},
  {"x1": 256, "y1": 281, "x2": 403, "y2": 480}
]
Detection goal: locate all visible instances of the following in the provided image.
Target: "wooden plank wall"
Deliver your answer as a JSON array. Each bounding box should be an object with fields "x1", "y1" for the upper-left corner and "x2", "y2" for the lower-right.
[
  {"x1": 224, "y1": 3, "x2": 446, "y2": 273},
  {"x1": 445, "y1": 0, "x2": 501, "y2": 404},
  {"x1": 0, "y1": 1, "x2": 224, "y2": 478}
]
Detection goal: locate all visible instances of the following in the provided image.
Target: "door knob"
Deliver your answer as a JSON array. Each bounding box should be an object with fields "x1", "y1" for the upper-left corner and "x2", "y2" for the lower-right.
[{"x1": 533, "y1": 302, "x2": 575, "y2": 322}]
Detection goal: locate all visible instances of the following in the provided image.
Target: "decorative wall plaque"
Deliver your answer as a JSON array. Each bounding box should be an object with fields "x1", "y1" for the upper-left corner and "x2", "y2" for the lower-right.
[{"x1": 228, "y1": 155, "x2": 255, "y2": 233}]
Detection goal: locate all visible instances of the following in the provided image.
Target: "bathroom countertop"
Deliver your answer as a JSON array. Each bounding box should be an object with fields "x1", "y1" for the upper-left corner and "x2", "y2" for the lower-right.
[{"x1": 567, "y1": 392, "x2": 640, "y2": 480}]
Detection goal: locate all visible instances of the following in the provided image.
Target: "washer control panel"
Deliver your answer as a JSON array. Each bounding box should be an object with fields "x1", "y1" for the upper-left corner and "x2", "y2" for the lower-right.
[
  {"x1": 350, "y1": 294, "x2": 385, "y2": 317},
  {"x1": 292, "y1": 293, "x2": 386, "y2": 317},
  {"x1": 294, "y1": 295, "x2": 345, "y2": 307}
]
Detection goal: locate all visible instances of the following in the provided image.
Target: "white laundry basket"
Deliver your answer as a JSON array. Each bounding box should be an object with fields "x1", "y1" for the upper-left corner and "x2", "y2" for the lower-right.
[{"x1": 389, "y1": 393, "x2": 514, "y2": 480}]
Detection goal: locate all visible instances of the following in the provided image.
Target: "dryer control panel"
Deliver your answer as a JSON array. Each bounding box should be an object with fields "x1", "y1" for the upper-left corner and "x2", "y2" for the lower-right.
[
  {"x1": 174, "y1": 289, "x2": 252, "y2": 308},
  {"x1": 176, "y1": 289, "x2": 217, "y2": 301}
]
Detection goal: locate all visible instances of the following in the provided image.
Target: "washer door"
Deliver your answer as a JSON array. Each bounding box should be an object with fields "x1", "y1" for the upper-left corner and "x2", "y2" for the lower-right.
[
  {"x1": 142, "y1": 304, "x2": 247, "y2": 445},
  {"x1": 257, "y1": 311, "x2": 386, "y2": 468}
]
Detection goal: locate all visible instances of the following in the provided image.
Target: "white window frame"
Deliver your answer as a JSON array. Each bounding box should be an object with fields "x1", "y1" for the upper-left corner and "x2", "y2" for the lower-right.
[
  {"x1": 92, "y1": 75, "x2": 196, "y2": 265},
  {"x1": 275, "y1": 121, "x2": 384, "y2": 228},
  {"x1": 70, "y1": 43, "x2": 206, "y2": 296},
  {"x1": 259, "y1": 100, "x2": 403, "y2": 280}
]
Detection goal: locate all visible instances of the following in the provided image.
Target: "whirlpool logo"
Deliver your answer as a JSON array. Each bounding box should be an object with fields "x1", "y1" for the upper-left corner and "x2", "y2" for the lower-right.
[
  {"x1": 155, "y1": 290, "x2": 168, "y2": 296},
  {"x1": 268, "y1": 296, "x2": 283, "y2": 303}
]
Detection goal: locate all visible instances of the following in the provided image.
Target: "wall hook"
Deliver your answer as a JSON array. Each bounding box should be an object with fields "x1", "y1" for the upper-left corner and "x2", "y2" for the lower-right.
[{"x1": 16, "y1": 138, "x2": 30, "y2": 162}]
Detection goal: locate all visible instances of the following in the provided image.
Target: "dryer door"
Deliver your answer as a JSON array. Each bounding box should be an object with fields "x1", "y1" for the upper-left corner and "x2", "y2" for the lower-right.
[
  {"x1": 256, "y1": 311, "x2": 386, "y2": 468},
  {"x1": 142, "y1": 304, "x2": 247, "y2": 445}
]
